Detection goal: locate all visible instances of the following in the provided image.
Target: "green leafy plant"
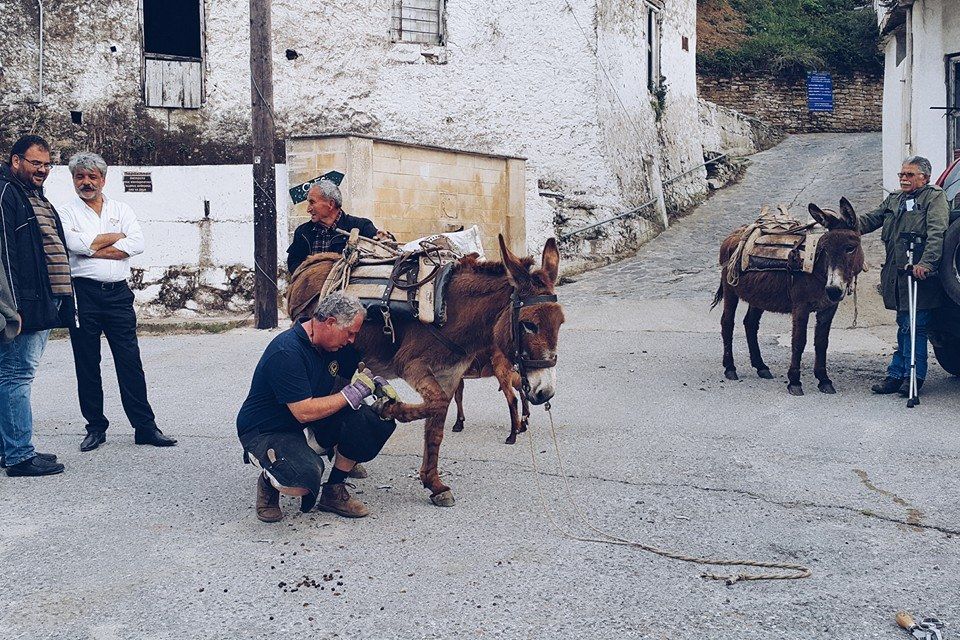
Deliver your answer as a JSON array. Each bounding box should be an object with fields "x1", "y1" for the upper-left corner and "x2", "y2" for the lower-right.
[{"x1": 697, "y1": 0, "x2": 883, "y2": 78}]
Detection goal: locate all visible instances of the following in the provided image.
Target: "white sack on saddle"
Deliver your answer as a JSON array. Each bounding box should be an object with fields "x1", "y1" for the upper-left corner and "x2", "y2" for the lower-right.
[{"x1": 402, "y1": 225, "x2": 486, "y2": 260}]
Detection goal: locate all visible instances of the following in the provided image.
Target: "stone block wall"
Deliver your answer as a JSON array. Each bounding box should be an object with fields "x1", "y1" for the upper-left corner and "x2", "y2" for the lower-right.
[
  {"x1": 697, "y1": 73, "x2": 882, "y2": 133},
  {"x1": 286, "y1": 134, "x2": 526, "y2": 257}
]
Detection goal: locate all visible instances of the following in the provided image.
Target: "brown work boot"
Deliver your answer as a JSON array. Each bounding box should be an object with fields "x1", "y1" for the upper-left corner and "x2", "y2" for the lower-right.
[
  {"x1": 256, "y1": 473, "x2": 283, "y2": 523},
  {"x1": 317, "y1": 482, "x2": 369, "y2": 518},
  {"x1": 348, "y1": 462, "x2": 368, "y2": 479}
]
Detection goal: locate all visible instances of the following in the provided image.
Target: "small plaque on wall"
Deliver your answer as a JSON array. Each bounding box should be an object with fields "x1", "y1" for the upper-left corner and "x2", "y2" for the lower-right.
[{"x1": 123, "y1": 171, "x2": 153, "y2": 192}]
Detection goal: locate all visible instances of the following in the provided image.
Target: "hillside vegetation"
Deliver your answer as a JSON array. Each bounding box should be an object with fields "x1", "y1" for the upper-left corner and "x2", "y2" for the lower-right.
[{"x1": 697, "y1": 0, "x2": 883, "y2": 78}]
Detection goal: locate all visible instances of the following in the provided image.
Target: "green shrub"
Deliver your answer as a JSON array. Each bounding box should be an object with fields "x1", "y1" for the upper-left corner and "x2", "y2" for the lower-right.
[{"x1": 698, "y1": 0, "x2": 883, "y2": 78}]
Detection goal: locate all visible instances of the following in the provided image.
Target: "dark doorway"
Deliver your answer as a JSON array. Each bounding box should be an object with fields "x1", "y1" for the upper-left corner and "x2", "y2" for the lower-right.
[{"x1": 143, "y1": 0, "x2": 202, "y2": 59}]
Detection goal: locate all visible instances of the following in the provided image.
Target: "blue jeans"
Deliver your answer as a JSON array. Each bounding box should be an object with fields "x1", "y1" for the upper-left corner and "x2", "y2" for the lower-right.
[
  {"x1": 887, "y1": 310, "x2": 930, "y2": 381},
  {"x1": 0, "y1": 330, "x2": 50, "y2": 466}
]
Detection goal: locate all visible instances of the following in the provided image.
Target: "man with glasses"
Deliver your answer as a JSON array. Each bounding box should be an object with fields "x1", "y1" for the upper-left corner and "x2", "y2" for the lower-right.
[
  {"x1": 858, "y1": 156, "x2": 949, "y2": 398},
  {"x1": 0, "y1": 135, "x2": 74, "y2": 476}
]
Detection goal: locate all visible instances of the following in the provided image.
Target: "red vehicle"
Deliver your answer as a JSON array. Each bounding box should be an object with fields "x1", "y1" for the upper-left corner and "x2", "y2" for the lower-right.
[{"x1": 930, "y1": 157, "x2": 960, "y2": 374}]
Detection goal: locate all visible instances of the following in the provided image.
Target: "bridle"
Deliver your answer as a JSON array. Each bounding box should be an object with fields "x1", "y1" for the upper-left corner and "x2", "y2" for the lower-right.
[{"x1": 509, "y1": 288, "x2": 558, "y2": 393}]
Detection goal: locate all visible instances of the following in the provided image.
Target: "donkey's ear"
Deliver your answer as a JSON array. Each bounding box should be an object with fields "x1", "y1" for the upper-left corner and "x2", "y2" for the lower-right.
[
  {"x1": 808, "y1": 203, "x2": 829, "y2": 228},
  {"x1": 498, "y1": 234, "x2": 528, "y2": 285},
  {"x1": 541, "y1": 237, "x2": 560, "y2": 284},
  {"x1": 838, "y1": 197, "x2": 857, "y2": 230}
]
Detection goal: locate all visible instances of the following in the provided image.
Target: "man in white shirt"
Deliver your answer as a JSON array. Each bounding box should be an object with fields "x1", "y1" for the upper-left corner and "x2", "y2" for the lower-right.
[{"x1": 60, "y1": 152, "x2": 176, "y2": 451}]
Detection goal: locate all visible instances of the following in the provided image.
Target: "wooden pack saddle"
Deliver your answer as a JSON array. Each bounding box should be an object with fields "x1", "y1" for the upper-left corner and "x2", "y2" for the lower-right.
[
  {"x1": 286, "y1": 230, "x2": 459, "y2": 334},
  {"x1": 726, "y1": 205, "x2": 826, "y2": 286}
]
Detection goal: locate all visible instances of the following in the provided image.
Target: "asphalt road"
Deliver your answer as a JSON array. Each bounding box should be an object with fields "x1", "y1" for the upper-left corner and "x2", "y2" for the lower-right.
[{"x1": 3, "y1": 133, "x2": 958, "y2": 640}]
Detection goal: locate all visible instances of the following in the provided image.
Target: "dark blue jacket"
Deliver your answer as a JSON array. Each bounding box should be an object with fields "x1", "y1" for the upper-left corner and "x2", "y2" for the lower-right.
[
  {"x1": 0, "y1": 164, "x2": 75, "y2": 332},
  {"x1": 286, "y1": 211, "x2": 378, "y2": 275}
]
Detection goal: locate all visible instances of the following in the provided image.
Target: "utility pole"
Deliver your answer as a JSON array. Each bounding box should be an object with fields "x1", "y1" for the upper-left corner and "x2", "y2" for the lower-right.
[{"x1": 250, "y1": 0, "x2": 278, "y2": 329}]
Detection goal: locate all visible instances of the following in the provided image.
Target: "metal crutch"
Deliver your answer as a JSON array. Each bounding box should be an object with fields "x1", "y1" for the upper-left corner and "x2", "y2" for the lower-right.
[{"x1": 901, "y1": 232, "x2": 921, "y2": 408}]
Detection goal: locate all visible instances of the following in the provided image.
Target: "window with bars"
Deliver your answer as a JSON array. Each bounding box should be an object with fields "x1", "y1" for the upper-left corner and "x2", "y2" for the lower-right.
[{"x1": 390, "y1": 0, "x2": 445, "y2": 45}]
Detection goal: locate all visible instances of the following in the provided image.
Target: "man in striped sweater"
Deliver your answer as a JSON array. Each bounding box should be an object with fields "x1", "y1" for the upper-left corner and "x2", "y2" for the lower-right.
[{"x1": 0, "y1": 135, "x2": 74, "y2": 476}]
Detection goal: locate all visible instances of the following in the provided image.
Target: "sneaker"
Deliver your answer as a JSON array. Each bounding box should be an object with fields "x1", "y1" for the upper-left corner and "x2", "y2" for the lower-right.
[
  {"x1": 256, "y1": 473, "x2": 283, "y2": 523},
  {"x1": 348, "y1": 463, "x2": 369, "y2": 479},
  {"x1": 317, "y1": 482, "x2": 369, "y2": 518},
  {"x1": 6, "y1": 455, "x2": 65, "y2": 477},
  {"x1": 899, "y1": 378, "x2": 924, "y2": 397},
  {"x1": 871, "y1": 377, "x2": 904, "y2": 394}
]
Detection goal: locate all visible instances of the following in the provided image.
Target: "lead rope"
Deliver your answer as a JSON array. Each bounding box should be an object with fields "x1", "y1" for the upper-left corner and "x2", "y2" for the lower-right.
[{"x1": 526, "y1": 404, "x2": 812, "y2": 585}]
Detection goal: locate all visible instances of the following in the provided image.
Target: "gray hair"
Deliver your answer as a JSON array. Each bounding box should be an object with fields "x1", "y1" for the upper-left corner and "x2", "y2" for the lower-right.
[
  {"x1": 68, "y1": 151, "x2": 108, "y2": 177},
  {"x1": 308, "y1": 179, "x2": 342, "y2": 208},
  {"x1": 903, "y1": 155, "x2": 933, "y2": 178},
  {"x1": 313, "y1": 292, "x2": 364, "y2": 326}
]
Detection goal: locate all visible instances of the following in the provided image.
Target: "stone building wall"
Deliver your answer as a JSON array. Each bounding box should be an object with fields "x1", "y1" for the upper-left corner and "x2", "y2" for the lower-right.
[
  {"x1": 2, "y1": 0, "x2": 707, "y2": 275},
  {"x1": 697, "y1": 73, "x2": 883, "y2": 133}
]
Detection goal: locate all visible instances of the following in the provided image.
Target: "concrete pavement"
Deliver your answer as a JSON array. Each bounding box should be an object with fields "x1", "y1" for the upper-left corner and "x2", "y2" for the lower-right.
[{"x1": 2, "y1": 133, "x2": 958, "y2": 640}]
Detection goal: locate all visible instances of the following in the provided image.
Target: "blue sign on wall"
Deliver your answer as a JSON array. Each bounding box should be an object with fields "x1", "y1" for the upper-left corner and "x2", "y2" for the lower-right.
[{"x1": 807, "y1": 73, "x2": 834, "y2": 112}]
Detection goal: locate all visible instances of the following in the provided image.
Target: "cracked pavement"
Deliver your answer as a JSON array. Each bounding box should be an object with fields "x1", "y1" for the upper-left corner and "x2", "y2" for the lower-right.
[{"x1": 3, "y1": 133, "x2": 959, "y2": 639}]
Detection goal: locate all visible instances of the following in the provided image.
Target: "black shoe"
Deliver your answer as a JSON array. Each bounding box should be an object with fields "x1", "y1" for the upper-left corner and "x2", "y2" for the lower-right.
[
  {"x1": 871, "y1": 377, "x2": 904, "y2": 394},
  {"x1": 134, "y1": 427, "x2": 177, "y2": 447},
  {"x1": 80, "y1": 431, "x2": 107, "y2": 452},
  {"x1": 899, "y1": 378, "x2": 925, "y2": 397},
  {"x1": 0, "y1": 452, "x2": 56, "y2": 468},
  {"x1": 6, "y1": 455, "x2": 65, "y2": 477}
]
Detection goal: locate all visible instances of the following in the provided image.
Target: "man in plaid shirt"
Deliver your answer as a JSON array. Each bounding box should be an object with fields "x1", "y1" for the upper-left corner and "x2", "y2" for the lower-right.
[{"x1": 286, "y1": 179, "x2": 391, "y2": 274}]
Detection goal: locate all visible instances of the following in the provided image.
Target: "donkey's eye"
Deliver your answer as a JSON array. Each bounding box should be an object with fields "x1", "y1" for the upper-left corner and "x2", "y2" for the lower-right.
[
  {"x1": 520, "y1": 321, "x2": 539, "y2": 334},
  {"x1": 845, "y1": 245, "x2": 857, "y2": 254}
]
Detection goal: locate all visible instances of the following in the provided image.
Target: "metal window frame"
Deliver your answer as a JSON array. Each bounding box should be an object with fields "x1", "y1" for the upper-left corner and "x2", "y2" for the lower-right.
[
  {"x1": 645, "y1": 1, "x2": 663, "y2": 93},
  {"x1": 947, "y1": 52, "x2": 960, "y2": 164}
]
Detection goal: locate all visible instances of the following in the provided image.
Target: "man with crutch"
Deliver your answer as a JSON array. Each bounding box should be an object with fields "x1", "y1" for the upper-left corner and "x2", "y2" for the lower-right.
[{"x1": 858, "y1": 156, "x2": 949, "y2": 400}]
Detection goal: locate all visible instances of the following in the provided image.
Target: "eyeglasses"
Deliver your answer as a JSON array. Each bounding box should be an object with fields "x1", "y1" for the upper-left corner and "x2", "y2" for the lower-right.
[
  {"x1": 18, "y1": 158, "x2": 53, "y2": 170},
  {"x1": 898, "y1": 172, "x2": 921, "y2": 178}
]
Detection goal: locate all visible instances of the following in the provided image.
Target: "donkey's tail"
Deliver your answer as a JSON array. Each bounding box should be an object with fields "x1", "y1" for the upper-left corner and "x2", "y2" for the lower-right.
[{"x1": 710, "y1": 282, "x2": 724, "y2": 310}]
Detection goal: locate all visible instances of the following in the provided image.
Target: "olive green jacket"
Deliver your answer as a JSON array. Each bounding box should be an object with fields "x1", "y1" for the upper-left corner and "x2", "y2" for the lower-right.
[{"x1": 858, "y1": 184, "x2": 949, "y2": 311}]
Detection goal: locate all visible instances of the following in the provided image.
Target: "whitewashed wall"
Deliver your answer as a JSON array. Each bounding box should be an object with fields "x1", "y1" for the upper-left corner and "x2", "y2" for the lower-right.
[
  {"x1": 4, "y1": 0, "x2": 705, "y2": 264},
  {"x1": 43, "y1": 165, "x2": 289, "y2": 315},
  {"x1": 879, "y1": 0, "x2": 959, "y2": 191}
]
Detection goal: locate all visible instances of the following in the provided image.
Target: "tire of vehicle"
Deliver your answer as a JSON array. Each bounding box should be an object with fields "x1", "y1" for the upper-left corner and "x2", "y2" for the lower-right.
[
  {"x1": 933, "y1": 341, "x2": 960, "y2": 376},
  {"x1": 940, "y1": 219, "x2": 960, "y2": 305}
]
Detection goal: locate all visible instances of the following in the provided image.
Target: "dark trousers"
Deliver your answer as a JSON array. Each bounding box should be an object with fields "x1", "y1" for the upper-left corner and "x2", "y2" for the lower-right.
[{"x1": 69, "y1": 278, "x2": 155, "y2": 433}]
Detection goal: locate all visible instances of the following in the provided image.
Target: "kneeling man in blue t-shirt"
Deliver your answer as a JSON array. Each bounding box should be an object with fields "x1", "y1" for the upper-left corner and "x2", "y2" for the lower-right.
[{"x1": 237, "y1": 293, "x2": 399, "y2": 522}]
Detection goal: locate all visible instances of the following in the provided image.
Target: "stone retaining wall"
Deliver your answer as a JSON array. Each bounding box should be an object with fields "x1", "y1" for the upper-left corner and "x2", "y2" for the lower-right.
[
  {"x1": 698, "y1": 99, "x2": 784, "y2": 155},
  {"x1": 697, "y1": 73, "x2": 882, "y2": 133}
]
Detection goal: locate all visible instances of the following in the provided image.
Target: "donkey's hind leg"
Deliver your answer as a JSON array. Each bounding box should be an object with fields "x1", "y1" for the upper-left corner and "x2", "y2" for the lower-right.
[
  {"x1": 721, "y1": 285, "x2": 740, "y2": 380},
  {"x1": 451, "y1": 379, "x2": 466, "y2": 432},
  {"x1": 743, "y1": 305, "x2": 773, "y2": 379},
  {"x1": 813, "y1": 305, "x2": 839, "y2": 394}
]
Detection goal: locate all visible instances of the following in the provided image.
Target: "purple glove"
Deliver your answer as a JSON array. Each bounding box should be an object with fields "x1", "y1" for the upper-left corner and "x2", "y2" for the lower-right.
[{"x1": 340, "y1": 373, "x2": 376, "y2": 410}]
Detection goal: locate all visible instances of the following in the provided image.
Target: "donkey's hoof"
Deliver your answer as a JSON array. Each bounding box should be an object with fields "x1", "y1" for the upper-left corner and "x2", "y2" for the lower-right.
[
  {"x1": 787, "y1": 384, "x2": 804, "y2": 396},
  {"x1": 818, "y1": 381, "x2": 836, "y2": 394},
  {"x1": 430, "y1": 490, "x2": 456, "y2": 507},
  {"x1": 724, "y1": 369, "x2": 739, "y2": 381},
  {"x1": 757, "y1": 368, "x2": 773, "y2": 379},
  {"x1": 504, "y1": 434, "x2": 517, "y2": 445},
  {"x1": 519, "y1": 419, "x2": 529, "y2": 434},
  {"x1": 452, "y1": 419, "x2": 464, "y2": 433}
]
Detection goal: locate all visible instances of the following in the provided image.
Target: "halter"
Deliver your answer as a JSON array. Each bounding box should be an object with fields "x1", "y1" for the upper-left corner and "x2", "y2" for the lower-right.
[{"x1": 510, "y1": 289, "x2": 559, "y2": 393}]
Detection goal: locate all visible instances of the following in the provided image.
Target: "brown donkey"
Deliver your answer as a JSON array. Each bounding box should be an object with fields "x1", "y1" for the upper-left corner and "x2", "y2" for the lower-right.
[
  {"x1": 356, "y1": 236, "x2": 564, "y2": 505},
  {"x1": 712, "y1": 199, "x2": 865, "y2": 396},
  {"x1": 451, "y1": 350, "x2": 530, "y2": 445}
]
